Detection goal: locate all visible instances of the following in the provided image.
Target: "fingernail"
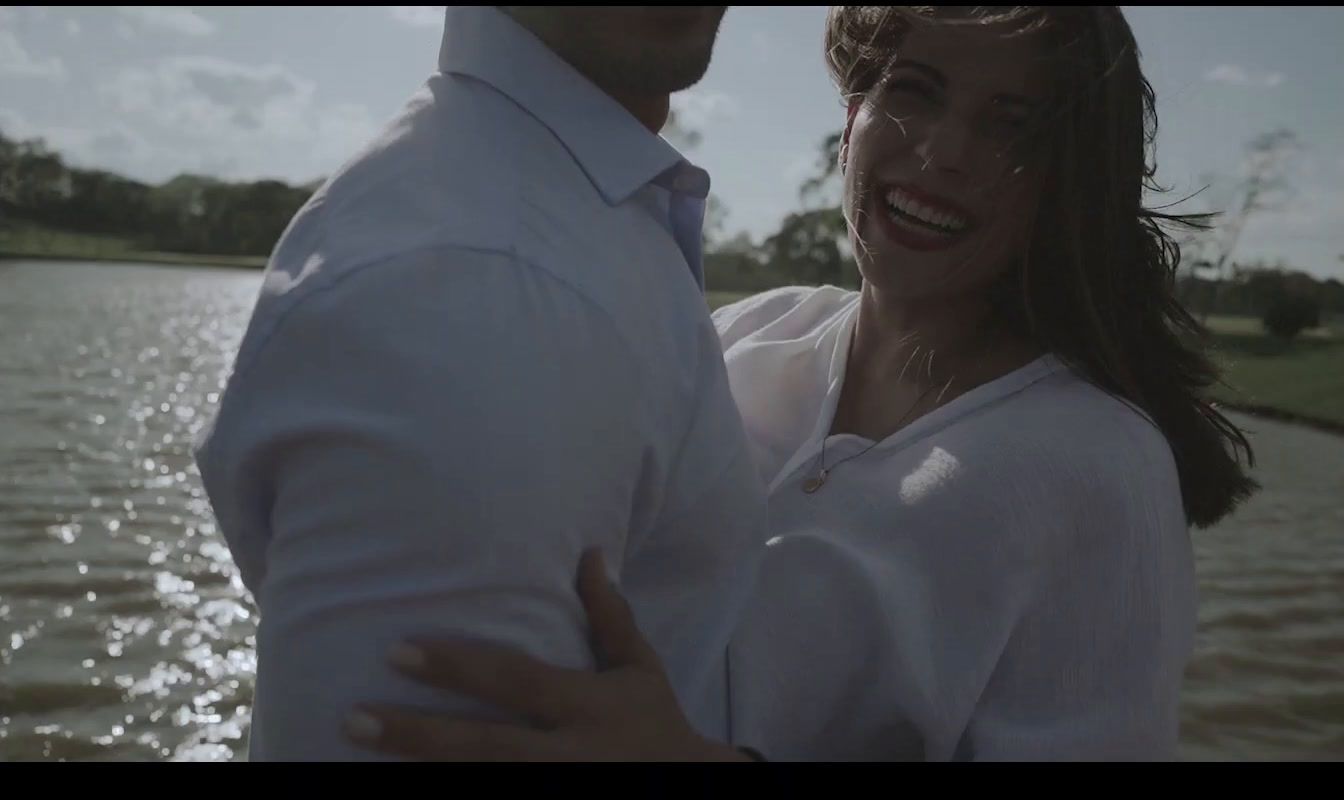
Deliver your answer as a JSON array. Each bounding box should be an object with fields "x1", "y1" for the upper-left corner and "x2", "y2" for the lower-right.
[
  {"x1": 344, "y1": 710, "x2": 382, "y2": 742},
  {"x1": 388, "y1": 643, "x2": 427, "y2": 671}
]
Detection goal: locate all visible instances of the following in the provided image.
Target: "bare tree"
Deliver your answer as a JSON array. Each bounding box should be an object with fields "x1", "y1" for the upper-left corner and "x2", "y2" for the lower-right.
[
  {"x1": 1208, "y1": 130, "x2": 1301, "y2": 284},
  {"x1": 1178, "y1": 129, "x2": 1299, "y2": 322},
  {"x1": 799, "y1": 131, "x2": 843, "y2": 208}
]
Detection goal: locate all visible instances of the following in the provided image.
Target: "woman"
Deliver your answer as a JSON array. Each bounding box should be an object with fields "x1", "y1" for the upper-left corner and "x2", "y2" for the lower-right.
[{"x1": 342, "y1": 6, "x2": 1256, "y2": 761}]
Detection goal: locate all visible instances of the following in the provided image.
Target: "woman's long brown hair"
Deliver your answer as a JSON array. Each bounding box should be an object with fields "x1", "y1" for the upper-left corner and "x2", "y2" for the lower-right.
[{"x1": 825, "y1": 6, "x2": 1258, "y2": 527}]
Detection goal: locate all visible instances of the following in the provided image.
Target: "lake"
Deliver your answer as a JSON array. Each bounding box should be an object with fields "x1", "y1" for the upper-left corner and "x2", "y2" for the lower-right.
[{"x1": 1, "y1": 260, "x2": 1341, "y2": 761}]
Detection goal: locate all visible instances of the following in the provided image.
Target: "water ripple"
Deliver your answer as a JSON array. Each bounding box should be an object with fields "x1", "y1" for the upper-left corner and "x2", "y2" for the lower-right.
[{"x1": 1, "y1": 261, "x2": 1341, "y2": 761}]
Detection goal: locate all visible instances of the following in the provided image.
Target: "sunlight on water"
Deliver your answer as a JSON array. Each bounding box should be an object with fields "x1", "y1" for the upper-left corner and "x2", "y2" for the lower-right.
[
  {"x1": 1, "y1": 261, "x2": 260, "y2": 761},
  {"x1": 0, "y1": 260, "x2": 1341, "y2": 761}
]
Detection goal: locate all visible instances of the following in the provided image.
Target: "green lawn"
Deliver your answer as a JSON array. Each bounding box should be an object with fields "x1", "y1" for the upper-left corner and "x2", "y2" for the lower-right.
[
  {"x1": 0, "y1": 222, "x2": 266, "y2": 269},
  {"x1": 1204, "y1": 314, "x2": 1338, "y2": 340},
  {"x1": 706, "y1": 291, "x2": 754, "y2": 312},
  {"x1": 0, "y1": 222, "x2": 135, "y2": 258},
  {"x1": 1205, "y1": 319, "x2": 1344, "y2": 427}
]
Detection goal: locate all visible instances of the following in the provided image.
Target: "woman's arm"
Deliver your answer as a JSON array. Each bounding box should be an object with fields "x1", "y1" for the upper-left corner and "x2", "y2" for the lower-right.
[{"x1": 343, "y1": 550, "x2": 759, "y2": 762}]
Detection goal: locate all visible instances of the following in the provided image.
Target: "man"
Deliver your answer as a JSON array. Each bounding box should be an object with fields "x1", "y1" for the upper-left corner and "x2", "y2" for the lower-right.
[{"x1": 194, "y1": 6, "x2": 768, "y2": 760}]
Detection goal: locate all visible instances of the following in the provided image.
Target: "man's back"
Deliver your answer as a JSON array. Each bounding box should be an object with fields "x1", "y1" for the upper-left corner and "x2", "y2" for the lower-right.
[{"x1": 194, "y1": 7, "x2": 767, "y2": 759}]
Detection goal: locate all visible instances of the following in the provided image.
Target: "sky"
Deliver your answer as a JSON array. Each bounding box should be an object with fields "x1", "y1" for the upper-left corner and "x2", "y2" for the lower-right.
[{"x1": 2, "y1": 6, "x2": 1342, "y2": 279}]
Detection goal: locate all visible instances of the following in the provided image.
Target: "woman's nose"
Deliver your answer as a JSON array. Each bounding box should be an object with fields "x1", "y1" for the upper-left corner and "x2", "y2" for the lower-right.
[{"x1": 912, "y1": 117, "x2": 974, "y2": 177}]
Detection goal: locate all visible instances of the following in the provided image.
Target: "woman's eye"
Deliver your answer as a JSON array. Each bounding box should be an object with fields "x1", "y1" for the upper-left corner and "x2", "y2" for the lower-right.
[
  {"x1": 992, "y1": 116, "x2": 1029, "y2": 135},
  {"x1": 887, "y1": 79, "x2": 937, "y2": 103}
]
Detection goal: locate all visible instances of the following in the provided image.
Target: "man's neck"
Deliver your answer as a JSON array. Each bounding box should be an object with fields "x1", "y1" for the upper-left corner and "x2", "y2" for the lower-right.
[
  {"x1": 608, "y1": 92, "x2": 671, "y2": 135},
  {"x1": 500, "y1": 8, "x2": 671, "y2": 135}
]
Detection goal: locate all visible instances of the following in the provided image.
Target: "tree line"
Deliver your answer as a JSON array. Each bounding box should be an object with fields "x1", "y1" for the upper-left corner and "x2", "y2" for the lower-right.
[
  {"x1": 0, "y1": 129, "x2": 316, "y2": 257},
  {"x1": 2, "y1": 122, "x2": 1339, "y2": 340}
]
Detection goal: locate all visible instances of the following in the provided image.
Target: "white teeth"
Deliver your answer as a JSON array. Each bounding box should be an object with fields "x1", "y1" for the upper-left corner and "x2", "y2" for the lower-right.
[{"x1": 883, "y1": 187, "x2": 967, "y2": 233}]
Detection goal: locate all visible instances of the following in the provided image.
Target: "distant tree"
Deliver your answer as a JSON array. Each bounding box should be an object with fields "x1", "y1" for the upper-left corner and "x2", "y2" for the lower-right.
[
  {"x1": 1202, "y1": 129, "x2": 1302, "y2": 320},
  {"x1": 799, "y1": 131, "x2": 843, "y2": 203},
  {"x1": 61, "y1": 170, "x2": 153, "y2": 235},
  {"x1": 762, "y1": 208, "x2": 852, "y2": 287},
  {"x1": 0, "y1": 126, "x2": 321, "y2": 259},
  {"x1": 662, "y1": 106, "x2": 732, "y2": 251},
  {"x1": 1262, "y1": 294, "x2": 1320, "y2": 341},
  {"x1": 1322, "y1": 278, "x2": 1344, "y2": 316},
  {"x1": 704, "y1": 193, "x2": 728, "y2": 249},
  {"x1": 8, "y1": 138, "x2": 69, "y2": 222},
  {"x1": 0, "y1": 130, "x2": 18, "y2": 212},
  {"x1": 756, "y1": 129, "x2": 857, "y2": 288},
  {"x1": 704, "y1": 232, "x2": 778, "y2": 292}
]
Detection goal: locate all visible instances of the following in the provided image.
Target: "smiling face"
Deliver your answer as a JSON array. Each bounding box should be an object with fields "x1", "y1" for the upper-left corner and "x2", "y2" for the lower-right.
[{"x1": 840, "y1": 21, "x2": 1054, "y2": 302}]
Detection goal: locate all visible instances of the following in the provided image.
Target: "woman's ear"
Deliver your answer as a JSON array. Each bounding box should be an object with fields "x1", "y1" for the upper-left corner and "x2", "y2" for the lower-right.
[{"x1": 840, "y1": 97, "x2": 862, "y2": 175}]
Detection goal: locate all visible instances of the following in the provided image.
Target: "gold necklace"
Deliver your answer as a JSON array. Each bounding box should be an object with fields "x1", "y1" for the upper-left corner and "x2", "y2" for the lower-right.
[{"x1": 801, "y1": 377, "x2": 946, "y2": 494}]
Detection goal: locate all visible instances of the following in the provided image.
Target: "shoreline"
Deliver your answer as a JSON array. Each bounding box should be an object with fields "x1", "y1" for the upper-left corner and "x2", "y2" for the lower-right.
[
  {"x1": 0, "y1": 249, "x2": 266, "y2": 270},
  {"x1": 5, "y1": 256, "x2": 1339, "y2": 438},
  {"x1": 1215, "y1": 401, "x2": 1344, "y2": 438}
]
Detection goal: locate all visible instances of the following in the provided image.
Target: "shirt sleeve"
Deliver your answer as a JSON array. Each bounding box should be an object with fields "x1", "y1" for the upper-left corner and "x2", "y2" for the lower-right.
[
  {"x1": 710, "y1": 286, "x2": 818, "y2": 353},
  {"x1": 955, "y1": 441, "x2": 1197, "y2": 762},
  {"x1": 194, "y1": 246, "x2": 653, "y2": 760}
]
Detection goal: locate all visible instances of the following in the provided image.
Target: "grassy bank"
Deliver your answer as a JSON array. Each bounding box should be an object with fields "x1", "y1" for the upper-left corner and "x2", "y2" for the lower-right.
[
  {"x1": 1205, "y1": 316, "x2": 1344, "y2": 430},
  {"x1": 708, "y1": 291, "x2": 1342, "y2": 431},
  {"x1": 706, "y1": 291, "x2": 753, "y2": 312},
  {"x1": 0, "y1": 222, "x2": 266, "y2": 269}
]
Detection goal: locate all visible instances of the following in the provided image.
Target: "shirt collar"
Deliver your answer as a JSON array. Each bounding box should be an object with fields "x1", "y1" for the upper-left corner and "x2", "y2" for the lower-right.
[{"x1": 436, "y1": 6, "x2": 708, "y2": 205}]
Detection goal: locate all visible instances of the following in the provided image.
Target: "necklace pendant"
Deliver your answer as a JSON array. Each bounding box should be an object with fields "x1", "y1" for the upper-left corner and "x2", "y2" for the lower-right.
[{"x1": 802, "y1": 469, "x2": 829, "y2": 494}]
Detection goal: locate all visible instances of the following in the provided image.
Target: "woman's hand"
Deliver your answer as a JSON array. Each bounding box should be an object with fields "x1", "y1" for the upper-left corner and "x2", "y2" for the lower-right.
[{"x1": 343, "y1": 549, "x2": 754, "y2": 761}]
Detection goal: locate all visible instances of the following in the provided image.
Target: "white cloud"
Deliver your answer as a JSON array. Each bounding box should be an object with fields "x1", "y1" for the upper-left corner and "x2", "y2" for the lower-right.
[
  {"x1": 1252, "y1": 155, "x2": 1332, "y2": 210},
  {"x1": 0, "y1": 107, "x2": 30, "y2": 138},
  {"x1": 670, "y1": 90, "x2": 741, "y2": 132},
  {"x1": 117, "y1": 6, "x2": 217, "y2": 37},
  {"x1": 389, "y1": 7, "x2": 445, "y2": 28},
  {"x1": 103, "y1": 57, "x2": 312, "y2": 135},
  {"x1": 54, "y1": 126, "x2": 155, "y2": 172},
  {"x1": 116, "y1": 21, "x2": 136, "y2": 40},
  {"x1": 0, "y1": 30, "x2": 67, "y2": 80},
  {"x1": 0, "y1": 6, "x2": 47, "y2": 27},
  {"x1": 96, "y1": 56, "x2": 378, "y2": 182},
  {"x1": 784, "y1": 152, "x2": 817, "y2": 184},
  {"x1": 66, "y1": 18, "x2": 82, "y2": 37},
  {"x1": 1204, "y1": 64, "x2": 1284, "y2": 88},
  {"x1": 0, "y1": 105, "x2": 152, "y2": 173}
]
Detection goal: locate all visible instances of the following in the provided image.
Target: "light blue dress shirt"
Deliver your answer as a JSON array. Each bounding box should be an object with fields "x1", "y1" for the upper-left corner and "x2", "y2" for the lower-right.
[{"x1": 194, "y1": 7, "x2": 768, "y2": 760}]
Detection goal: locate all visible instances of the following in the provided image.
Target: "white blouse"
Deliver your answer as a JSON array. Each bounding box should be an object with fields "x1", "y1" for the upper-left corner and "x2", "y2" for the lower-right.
[{"x1": 716, "y1": 286, "x2": 1197, "y2": 761}]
